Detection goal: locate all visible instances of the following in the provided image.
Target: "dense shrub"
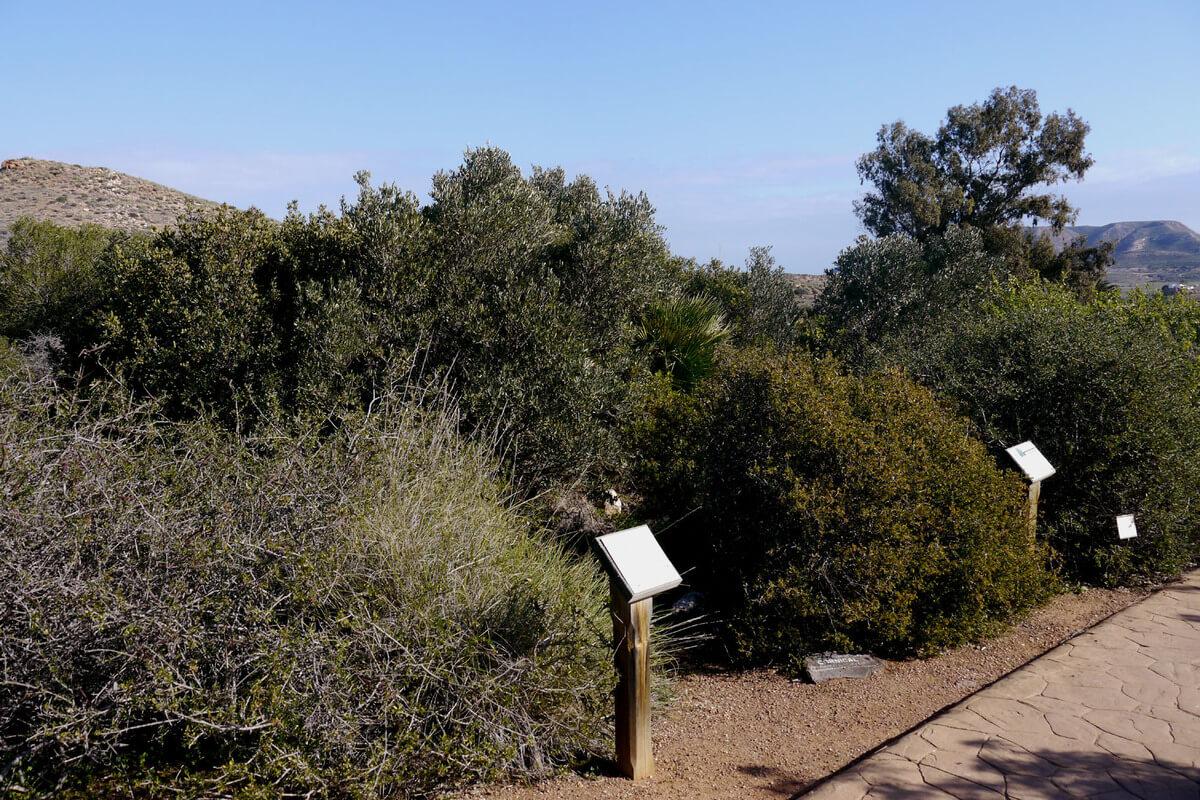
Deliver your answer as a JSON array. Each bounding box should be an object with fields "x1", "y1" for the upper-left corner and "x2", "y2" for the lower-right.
[
  {"x1": 892, "y1": 283, "x2": 1200, "y2": 584},
  {"x1": 673, "y1": 247, "x2": 805, "y2": 350},
  {"x1": 628, "y1": 349, "x2": 1051, "y2": 663},
  {"x1": 0, "y1": 367, "x2": 612, "y2": 798},
  {"x1": 99, "y1": 209, "x2": 288, "y2": 418},
  {"x1": 420, "y1": 151, "x2": 674, "y2": 481},
  {"x1": 815, "y1": 226, "x2": 1004, "y2": 365},
  {"x1": 0, "y1": 217, "x2": 114, "y2": 347},
  {"x1": 5, "y1": 148, "x2": 677, "y2": 485}
]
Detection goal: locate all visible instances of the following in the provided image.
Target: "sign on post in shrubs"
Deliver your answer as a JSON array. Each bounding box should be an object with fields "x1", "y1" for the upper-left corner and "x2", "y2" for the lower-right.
[
  {"x1": 1005, "y1": 441, "x2": 1055, "y2": 542},
  {"x1": 1005, "y1": 441, "x2": 1056, "y2": 482},
  {"x1": 594, "y1": 525, "x2": 681, "y2": 780},
  {"x1": 1117, "y1": 514, "x2": 1138, "y2": 540}
]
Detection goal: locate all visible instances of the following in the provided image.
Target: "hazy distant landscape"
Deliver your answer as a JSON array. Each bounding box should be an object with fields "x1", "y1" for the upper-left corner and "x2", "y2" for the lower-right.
[{"x1": 1028, "y1": 219, "x2": 1200, "y2": 287}]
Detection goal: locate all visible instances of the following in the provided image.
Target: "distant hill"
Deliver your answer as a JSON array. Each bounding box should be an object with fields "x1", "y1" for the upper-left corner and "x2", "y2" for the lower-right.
[
  {"x1": 786, "y1": 273, "x2": 826, "y2": 306},
  {"x1": 1029, "y1": 220, "x2": 1200, "y2": 288},
  {"x1": 786, "y1": 220, "x2": 1200, "y2": 295},
  {"x1": 0, "y1": 157, "x2": 219, "y2": 241}
]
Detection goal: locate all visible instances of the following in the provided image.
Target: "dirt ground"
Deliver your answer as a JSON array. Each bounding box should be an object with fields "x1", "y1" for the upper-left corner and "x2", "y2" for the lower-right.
[{"x1": 463, "y1": 585, "x2": 1146, "y2": 800}]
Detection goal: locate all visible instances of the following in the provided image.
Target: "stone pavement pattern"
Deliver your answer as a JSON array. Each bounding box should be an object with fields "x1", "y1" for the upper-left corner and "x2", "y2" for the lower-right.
[{"x1": 804, "y1": 571, "x2": 1200, "y2": 799}]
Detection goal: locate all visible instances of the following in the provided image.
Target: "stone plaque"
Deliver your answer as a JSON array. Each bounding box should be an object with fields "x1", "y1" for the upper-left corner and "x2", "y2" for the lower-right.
[
  {"x1": 1005, "y1": 441, "x2": 1056, "y2": 483},
  {"x1": 802, "y1": 653, "x2": 885, "y2": 683},
  {"x1": 1117, "y1": 514, "x2": 1138, "y2": 540},
  {"x1": 595, "y1": 525, "x2": 682, "y2": 603}
]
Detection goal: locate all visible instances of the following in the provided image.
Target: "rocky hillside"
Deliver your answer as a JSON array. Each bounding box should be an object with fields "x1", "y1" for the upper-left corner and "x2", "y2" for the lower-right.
[
  {"x1": 786, "y1": 272, "x2": 826, "y2": 305},
  {"x1": 0, "y1": 157, "x2": 219, "y2": 241},
  {"x1": 1030, "y1": 220, "x2": 1200, "y2": 287}
]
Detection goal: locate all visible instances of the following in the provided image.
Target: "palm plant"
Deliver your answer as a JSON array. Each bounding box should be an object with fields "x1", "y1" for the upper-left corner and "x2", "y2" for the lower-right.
[{"x1": 639, "y1": 295, "x2": 729, "y2": 388}]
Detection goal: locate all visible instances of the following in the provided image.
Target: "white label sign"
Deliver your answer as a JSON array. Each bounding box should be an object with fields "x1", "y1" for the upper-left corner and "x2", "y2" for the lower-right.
[
  {"x1": 1005, "y1": 441, "x2": 1056, "y2": 483},
  {"x1": 1117, "y1": 514, "x2": 1138, "y2": 540},
  {"x1": 595, "y1": 525, "x2": 682, "y2": 603}
]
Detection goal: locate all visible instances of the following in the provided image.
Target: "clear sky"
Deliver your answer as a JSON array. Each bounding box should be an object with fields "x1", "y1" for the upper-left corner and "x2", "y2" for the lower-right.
[{"x1": 3, "y1": 0, "x2": 1198, "y2": 272}]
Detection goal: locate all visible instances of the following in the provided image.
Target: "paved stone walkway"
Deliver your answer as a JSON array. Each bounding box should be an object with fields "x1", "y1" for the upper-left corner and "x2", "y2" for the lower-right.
[{"x1": 804, "y1": 571, "x2": 1200, "y2": 799}]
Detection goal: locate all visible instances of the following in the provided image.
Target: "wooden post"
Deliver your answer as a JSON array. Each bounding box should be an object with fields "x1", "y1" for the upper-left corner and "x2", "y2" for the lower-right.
[
  {"x1": 612, "y1": 585, "x2": 653, "y2": 779},
  {"x1": 1027, "y1": 479, "x2": 1041, "y2": 543}
]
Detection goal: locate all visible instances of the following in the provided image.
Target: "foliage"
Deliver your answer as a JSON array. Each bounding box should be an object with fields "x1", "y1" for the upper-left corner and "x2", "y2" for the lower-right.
[
  {"x1": 741, "y1": 246, "x2": 804, "y2": 348},
  {"x1": 982, "y1": 225, "x2": 1115, "y2": 299},
  {"x1": 0, "y1": 217, "x2": 114, "y2": 346},
  {"x1": 892, "y1": 282, "x2": 1200, "y2": 584},
  {"x1": 628, "y1": 348, "x2": 1052, "y2": 663},
  {"x1": 675, "y1": 256, "x2": 751, "y2": 323},
  {"x1": 855, "y1": 86, "x2": 1092, "y2": 240},
  {"x1": 815, "y1": 226, "x2": 1005, "y2": 365},
  {"x1": 852, "y1": 86, "x2": 1110, "y2": 296},
  {"x1": 638, "y1": 295, "x2": 729, "y2": 389},
  {"x1": 99, "y1": 208, "x2": 287, "y2": 419},
  {"x1": 421, "y1": 150, "x2": 674, "y2": 481},
  {"x1": 15, "y1": 148, "x2": 676, "y2": 485},
  {"x1": 671, "y1": 247, "x2": 805, "y2": 349},
  {"x1": 0, "y1": 368, "x2": 613, "y2": 798}
]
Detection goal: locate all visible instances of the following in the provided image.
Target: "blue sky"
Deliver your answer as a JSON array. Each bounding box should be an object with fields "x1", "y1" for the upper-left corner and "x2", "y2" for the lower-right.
[{"x1": 3, "y1": 0, "x2": 1198, "y2": 272}]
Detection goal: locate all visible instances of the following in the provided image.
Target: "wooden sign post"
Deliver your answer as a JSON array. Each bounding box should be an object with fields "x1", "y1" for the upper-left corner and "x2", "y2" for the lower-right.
[
  {"x1": 1026, "y1": 480, "x2": 1041, "y2": 540},
  {"x1": 1005, "y1": 441, "x2": 1055, "y2": 543},
  {"x1": 594, "y1": 525, "x2": 682, "y2": 780},
  {"x1": 612, "y1": 586, "x2": 652, "y2": 778}
]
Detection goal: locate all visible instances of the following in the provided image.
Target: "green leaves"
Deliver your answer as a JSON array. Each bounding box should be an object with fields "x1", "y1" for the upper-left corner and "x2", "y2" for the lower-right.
[
  {"x1": 639, "y1": 294, "x2": 729, "y2": 389},
  {"x1": 631, "y1": 348, "x2": 1052, "y2": 662},
  {"x1": 6, "y1": 147, "x2": 676, "y2": 486},
  {"x1": 894, "y1": 282, "x2": 1200, "y2": 584},
  {"x1": 855, "y1": 86, "x2": 1092, "y2": 240}
]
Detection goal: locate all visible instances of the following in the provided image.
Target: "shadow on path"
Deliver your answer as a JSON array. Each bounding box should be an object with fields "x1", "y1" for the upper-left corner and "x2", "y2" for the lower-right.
[{"x1": 783, "y1": 744, "x2": 1200, "y2": 798}]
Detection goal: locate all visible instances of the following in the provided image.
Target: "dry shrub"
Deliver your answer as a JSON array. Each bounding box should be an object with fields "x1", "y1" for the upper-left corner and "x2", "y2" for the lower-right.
[{"x1": 0, "y1": 367, "x2": 611, "y2": 798}]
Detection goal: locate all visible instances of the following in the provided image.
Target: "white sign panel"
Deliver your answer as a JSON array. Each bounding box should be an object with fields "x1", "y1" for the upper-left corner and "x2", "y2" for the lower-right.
[
  {"x1": 1117, "y1": 514, "x2": 1138, "y2": 540},
  {"x1": 1005, "y1": 441, "x2": 1056, "y2": 483},
  {"x1": 595, "y1": 525, "x2": 682, "y2": 603}
]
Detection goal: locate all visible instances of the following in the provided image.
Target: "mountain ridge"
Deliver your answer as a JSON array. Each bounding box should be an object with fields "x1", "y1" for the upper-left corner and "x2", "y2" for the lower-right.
[{"x1": 1028, "y1": 219, "x2": 1200, "y2": 287}]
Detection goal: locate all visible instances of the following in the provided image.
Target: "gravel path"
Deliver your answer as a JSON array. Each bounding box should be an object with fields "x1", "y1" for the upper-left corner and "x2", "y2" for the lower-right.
[
  {"x1": 465, "y1": 586, "x2": 1144, "y2": 800},
  {"x1": 804, "y1": 570, "x2": 1200, "y2": 799}
]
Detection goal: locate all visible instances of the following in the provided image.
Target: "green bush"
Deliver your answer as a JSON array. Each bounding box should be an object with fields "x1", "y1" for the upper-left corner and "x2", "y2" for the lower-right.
[
  {"x1": 19, "y1": 148, "x2": 676, "y2": 485},
  {"x1": 628, "y1": 348, "x2": 1052, "y2": 664},
  {"x1": 0, "y1": 368, "x2": 612, "y2": 798},
  {"x1": 420, "y1": 150, "x2": 674, "y2": 482},
  {"x1": 99, "y1": 208, "x2": 287, "y2": 419},
  {"x1": 670, "y1": 247, "x2": 805, "y2": 350},
  {"x1": 893, "y1": 282, "x2": 1200, "y2": 585},
  {"x1": 0, "y1": 217, "x2": 114, "y2": 347},
  {"x1": 815, "y1": 226, "x2": 1004, "y2": 365}
]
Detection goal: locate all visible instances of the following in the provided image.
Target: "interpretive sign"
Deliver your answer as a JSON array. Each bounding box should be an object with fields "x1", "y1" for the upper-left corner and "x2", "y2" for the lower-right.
[
  {"x1": 802, "y1": 653, "x2": 885, "y2": 684},
  {"x1": 1005, "y1": 441, "x2": 1056, "y2": 483},
  {"x1": 593, "y1": 525, "x2": 682, "y2": 780},
  {"x1": 595, "y1": 525, "x2": 682, "y2": 603},
  {"x1": 1117, "y1": 514, "x2": 1138, "y2": 540}
]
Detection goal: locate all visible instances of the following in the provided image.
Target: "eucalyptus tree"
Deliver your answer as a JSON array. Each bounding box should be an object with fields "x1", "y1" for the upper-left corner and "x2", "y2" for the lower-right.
[{"x1": 855, "y1": 86, "x2": 1093, "y2": 240}]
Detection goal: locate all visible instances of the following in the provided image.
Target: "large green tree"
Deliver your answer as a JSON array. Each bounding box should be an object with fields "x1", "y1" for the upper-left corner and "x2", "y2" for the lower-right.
[
  {"x1": 855, "y1": 86, "x2": 1093, "y2": 240},
  {"x1": 849, "y1": 86, "x2": 1112, "y2": 297}
]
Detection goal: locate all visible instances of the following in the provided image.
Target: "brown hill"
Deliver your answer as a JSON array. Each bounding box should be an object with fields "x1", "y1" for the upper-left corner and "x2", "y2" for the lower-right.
[
  {"x1": 786, "y1": 272, "x2": 827, "y2": 306},
  {"x1": 0, "y1": 157, "x2": 219, "y2": 240},
  {"x1": 1029, "y1": 220, "x2": 1200, "y2": 287}
]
